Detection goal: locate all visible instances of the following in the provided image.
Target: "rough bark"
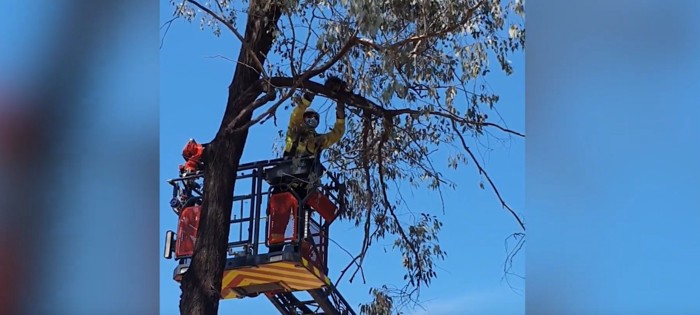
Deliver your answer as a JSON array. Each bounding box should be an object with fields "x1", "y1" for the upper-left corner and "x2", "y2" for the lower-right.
[{"x1": 179, "y1": 1, "x2": 282, "y2": 314}]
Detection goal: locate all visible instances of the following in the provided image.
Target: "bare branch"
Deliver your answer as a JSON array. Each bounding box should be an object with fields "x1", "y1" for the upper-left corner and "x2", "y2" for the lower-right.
[
  {"x1": 236, "y1": 90, "x2": 279, "y2": 128},
  {"x1": 223, "y1": 76, "x2": 316, "y2": 134},
  {"x1": 205, "y1": 54, "x2": 262, "y2": 73},
  {"x1": 287, "y1": 13, "x2": 297, "y2": 77},
  {"x1": 206, "y1": 54, "x2": 235, "y2": 62},
  {"x1": 298, "y1": 8, "x2": 316, "y2": 69},
  {"x1": 302, "y1": 32, "x2": 360, "y2": 79},
  {"x1": 336, "y1": 254, "x2": 365, "y2": 286},
  {"x1": 450, "y1": 120, "x2": 525, "y2": 231},
  {"x1": 160, "y1": 16, "x2": 179, "y2": 50},
  {"x1": 330, "y1": 237, "x2": 367, "y2": 287},
  {"x1": 348, "y1": 116, "x2": 375, "y2": 284},
  {"x1": 214, "y1": 0, "x2": 225, "y2": 16},
  {"x1": 229, "y1": 88, "x2": 295, "y2": 133},
  {"x1": 379, "y1": 166, "x2": 425, "y2": 288},
  {"x1": 186, "y1": 0, "x2": 268, "y2": 78},
  {"x1": 502, "y1": 232, "x2": 525, "y2": 295},
  {"x1": 219, "y1": 79, "x2": 270, "y2": 133}
]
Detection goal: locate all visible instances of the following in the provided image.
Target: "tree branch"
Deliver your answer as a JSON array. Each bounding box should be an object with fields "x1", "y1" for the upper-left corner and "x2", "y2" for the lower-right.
[
  {"x1": 386, "y1": 108, "x2": 524, "y2": 137},
  {"x1": 232, "y1": 89, "x2": 280, "y2": 131},
  {"x1": 350, "y1": 115, "x2": 375, "y2": 283},
  {"x1": 224, "y1": 76, "x2": 524, "y2": 138},
  {"x1": 229, "y1": 29, "x2": 359, "y2": 129},
  {"x1": 222, "y1": 32, "x2": 364, "y2": 134},
  {"x1": 160, "y1": 16, "x2": 179, "y2": 49},
  {"x1": 188, "y1": 0, "x2": 243, "y2": 41},
  {"x1": 356, "y1": 2, "x2": 484, "y2": 53},
  {"x1": 186, "y1": 0, "x2": 268, "y2": 78},
  {"x1": 379, "y1": 150, "x2": 426, "y2": 288},
  {"x1": 286, "y1": 13, "x2": 297, "y2": 77},
  {"x1": 389, "y1": 2, "x2": 483, "y2": 50},
  {"x1": 206, "y1": 54, "x2": 261, "y2": 73},
  {"x1": 229, "y1": 88, "x2": 295, "y2": 133},
  {"x1": 285, "y1": 78, "x2": 522, "y2": 137},
  {"x1": 331, "y1": 237, "x2": 367, "y2": 287},
  {"x1": 502, "y1": 232, "x2": 525, "y2": 295},
  {"x1": 302, "y1": 32, "x2": 359, "y2": 79},
  {"x1": 450, "y1": 120, "x2": 525, "y2": 231},
  {"x1": 336, "y1": 253, "x2": 366, "y2": 286},
  {"x1": 297, "y1": 8, "x2": 316, "y2": 71}
]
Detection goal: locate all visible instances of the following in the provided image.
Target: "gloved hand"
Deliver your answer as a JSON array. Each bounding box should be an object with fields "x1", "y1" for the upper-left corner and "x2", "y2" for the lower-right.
[
  {"x1": 180, "y1": 166, "x2": 196, "y2": 178},
  {"x1": 325, "y1": 76, "x2": 347, "y2": 93},
  {"x1": 303, "y1": 92, "x2": 315, "y2": 102}
]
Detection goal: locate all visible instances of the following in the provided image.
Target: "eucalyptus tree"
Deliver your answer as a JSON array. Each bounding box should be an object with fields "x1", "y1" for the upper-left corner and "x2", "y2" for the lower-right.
[{"x1": 164, "y1": 0, "x2": 525, "y2": 314}]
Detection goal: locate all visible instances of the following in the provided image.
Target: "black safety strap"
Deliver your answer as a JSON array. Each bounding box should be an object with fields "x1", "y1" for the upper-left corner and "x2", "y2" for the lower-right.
[
  {"x1": 287, "y1": 129, "x2": 317, "y2": 157},
  {"x1": 288, "y1": 134, "x2": 301, "y2": 157}
]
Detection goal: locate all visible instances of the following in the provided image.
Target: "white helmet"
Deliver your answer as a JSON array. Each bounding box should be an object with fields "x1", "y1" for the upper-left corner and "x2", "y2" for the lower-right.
[{"x1": 303, "y1": 108, "x2": 320, "y2": 129}]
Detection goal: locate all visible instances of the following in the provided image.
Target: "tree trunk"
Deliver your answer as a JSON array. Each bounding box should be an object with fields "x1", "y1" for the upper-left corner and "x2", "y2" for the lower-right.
[{"x1": 179, "y1": 1, "x2": 282, "y2": 314}]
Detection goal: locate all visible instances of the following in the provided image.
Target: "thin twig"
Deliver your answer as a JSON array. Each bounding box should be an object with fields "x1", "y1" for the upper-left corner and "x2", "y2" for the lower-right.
[
  {"x1": 302, "y1": 30, "x2": 359, "y2": 79},
  {"x1": 501, "y1": 232, "x2": 525, "y2": 295},
  {"x1": 450, "y1": 119, "x2": 525, "y2": 231},
  {"x1": 160, "y1": 16, "x2": 179, "y2": 49},
  {"x1": 298, "y1": 8, "x2": 316, "y2": 70},
  {"x1": 287, "y1": 13, "x2": 297, "y2": 77},
  {"x1": 355, "y1": 2, "x2": 484, "y2": 52},
  {"x1": 205, "y1": 54, "x2": 261, "y2": 73},
  {"x1": 346, "y1": 115, "x2": 375, "y2": 285},
  {"x1": 335, "y1": 254, "x2": 362, "y2": 285},
  {"x1": 186, "y1": 0, "x2": 268, "y2": 79},
  {"x1": 230, "y1": 88, "x2": 295, "y2": 133},
  {"x1": 187, "y1": 0, "x2": 244, "y2": 41}
]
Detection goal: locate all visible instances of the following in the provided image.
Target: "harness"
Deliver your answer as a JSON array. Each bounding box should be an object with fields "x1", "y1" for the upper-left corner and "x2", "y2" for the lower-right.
[
  {"x1": 283, "y1": 130, "x2": 324, "y2": 193},
  {"x1": 286, "y1": 129, "x2": 319, "y2": 159}
]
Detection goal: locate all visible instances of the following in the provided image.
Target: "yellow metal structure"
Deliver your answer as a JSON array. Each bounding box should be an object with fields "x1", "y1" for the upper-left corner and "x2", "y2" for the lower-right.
[{"x1": 220, "y1": 258, "x2": 332, "y2": 299}]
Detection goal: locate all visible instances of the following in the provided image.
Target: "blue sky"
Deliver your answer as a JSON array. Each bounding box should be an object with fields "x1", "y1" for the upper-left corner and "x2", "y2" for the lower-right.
[
  {"x1": 1, "y1": 1, "x2": 697, "y2": 314},
  {"x1": 525, "y1": 1, "x2": 700, "y2": 314},
  {"x1": 159, "y1": 2, "x2": 525, "y2": 314}
]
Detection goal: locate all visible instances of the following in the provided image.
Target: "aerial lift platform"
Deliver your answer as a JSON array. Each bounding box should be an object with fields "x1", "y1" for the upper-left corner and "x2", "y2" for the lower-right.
[{"x1": 163, "y1": 156, "x2": 356, "y2": 315}]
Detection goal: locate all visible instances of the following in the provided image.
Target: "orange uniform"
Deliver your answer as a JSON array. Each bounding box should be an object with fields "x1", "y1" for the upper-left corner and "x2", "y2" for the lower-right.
[{"x1": 178, "y1": 139, "x2": 205, "y2": 174}]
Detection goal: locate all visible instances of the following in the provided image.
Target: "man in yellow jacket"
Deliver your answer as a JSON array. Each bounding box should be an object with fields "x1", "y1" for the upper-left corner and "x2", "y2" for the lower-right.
[
  {"x1": 283, "y1": 90, "x2": 345, "y2": 158},
  {"x1": 268, "y1": 79, "x2": 348, "y2": 250}
]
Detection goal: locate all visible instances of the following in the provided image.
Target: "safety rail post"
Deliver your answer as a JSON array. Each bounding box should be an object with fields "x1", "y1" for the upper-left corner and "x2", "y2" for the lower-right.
[
  {"x1": 323, "y1": 218, "x2": 329, "y2": 274},
  {"x1": 248, "y1": 169, "x2": 257, "y2": 253},
  {"x1": 238, "y1": 197, "x2": 244, "y2": 244},
  {"x1": 263, "y1": 184, "x2": 271, "y2": 250},
  {"x1": 253, "y1": 165, "x2": 264, "y2": 255}
]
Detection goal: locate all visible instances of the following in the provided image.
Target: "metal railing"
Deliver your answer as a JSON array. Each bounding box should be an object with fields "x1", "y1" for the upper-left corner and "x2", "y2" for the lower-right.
[{"x1": 167, "y1": 156, "x2": 346, "y2": 270}]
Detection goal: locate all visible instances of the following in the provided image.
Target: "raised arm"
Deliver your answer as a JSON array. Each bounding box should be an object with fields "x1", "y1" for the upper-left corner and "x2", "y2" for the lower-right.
[
  {"x1": 284, "y1": 92, "x2": 315, "y2": 155},
  {"x1": 318, "y1": 100, "x2": 346, "y2": 149},
  {"x1": 287, "y1": 92, "x2": 314, "y2": 134}
]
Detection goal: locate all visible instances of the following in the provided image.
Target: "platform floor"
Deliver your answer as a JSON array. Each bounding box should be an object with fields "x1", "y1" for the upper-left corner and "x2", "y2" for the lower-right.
[{"x1": 220, "y1": 257, "x2": 331, "y2": 299}]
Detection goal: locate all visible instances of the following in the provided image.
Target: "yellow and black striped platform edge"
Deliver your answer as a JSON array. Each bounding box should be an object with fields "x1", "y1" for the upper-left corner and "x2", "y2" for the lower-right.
[
  {"x1": 301, "y1": 257, "x2": 332, "y2": 286},
  {"x1": 219, "y1": 259, "x2": 331, "y2": 300}
]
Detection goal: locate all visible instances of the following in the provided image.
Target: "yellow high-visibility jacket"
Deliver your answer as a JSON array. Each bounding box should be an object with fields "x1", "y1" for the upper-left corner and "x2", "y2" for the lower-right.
[{"x1": 283, "y1": 96, "x2": 345, "y2": 157}]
